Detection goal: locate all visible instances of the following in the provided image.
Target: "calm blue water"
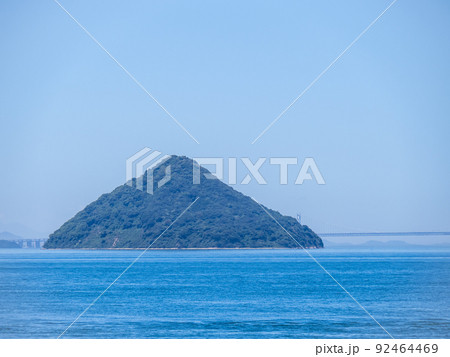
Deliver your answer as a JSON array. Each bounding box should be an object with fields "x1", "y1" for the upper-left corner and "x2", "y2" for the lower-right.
[{"x1": 0, "y1": 248, "x2": 449, "y2": 339}]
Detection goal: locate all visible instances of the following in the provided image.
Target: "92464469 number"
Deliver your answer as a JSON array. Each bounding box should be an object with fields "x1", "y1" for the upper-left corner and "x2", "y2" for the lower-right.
[{"x1": 375, "y1": 344, "x2": 438, "y2": 354}]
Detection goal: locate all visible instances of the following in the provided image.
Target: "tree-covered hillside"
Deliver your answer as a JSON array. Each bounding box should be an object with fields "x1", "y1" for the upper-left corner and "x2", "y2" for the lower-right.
[{"x1": 44, "y1": 156, "x2": 323, "y2": 249}]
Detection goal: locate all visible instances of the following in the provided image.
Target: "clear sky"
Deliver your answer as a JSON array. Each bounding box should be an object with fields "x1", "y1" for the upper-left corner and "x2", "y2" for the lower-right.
[{"x1": 0, "y1": 0, "x2": 449, "y2": 242}]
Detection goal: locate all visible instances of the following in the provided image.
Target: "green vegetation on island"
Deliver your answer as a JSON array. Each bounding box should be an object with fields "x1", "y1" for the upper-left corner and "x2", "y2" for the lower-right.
[{"x1": 44, "y1": 156, "x2": 323, "y2": 249}]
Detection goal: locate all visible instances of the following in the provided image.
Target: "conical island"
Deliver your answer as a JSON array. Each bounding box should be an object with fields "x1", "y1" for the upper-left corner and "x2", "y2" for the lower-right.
[{"x1": 44, "y1": 156, "x2": 323, "y2": 249}]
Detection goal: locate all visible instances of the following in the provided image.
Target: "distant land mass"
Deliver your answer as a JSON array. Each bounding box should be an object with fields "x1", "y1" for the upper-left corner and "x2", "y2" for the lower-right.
[
  {"x1": 44, "y1": 156, "x2": 323, "y2": 249},
  {"x1": 0, "y1": 240, "x2": 21, "y2": 248},
  {"x1": 322, "y1": 239, "x2": 450, "y2": 249}
]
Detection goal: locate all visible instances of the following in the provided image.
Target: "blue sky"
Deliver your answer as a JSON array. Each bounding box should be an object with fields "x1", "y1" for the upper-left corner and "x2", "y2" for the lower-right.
[{"x1": 0, "y1": 0, "x2": 449, "y2": 241}]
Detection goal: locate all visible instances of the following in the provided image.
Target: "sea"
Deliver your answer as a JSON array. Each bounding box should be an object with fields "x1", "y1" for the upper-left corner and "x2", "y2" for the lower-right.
[{"x1": 0, "y1": 247, "x2": 449, "y2": 339}]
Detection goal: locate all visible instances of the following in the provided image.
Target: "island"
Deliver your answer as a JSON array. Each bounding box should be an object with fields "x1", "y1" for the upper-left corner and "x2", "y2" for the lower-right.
[{"x1": 44, "y1": 156, "x2": 323, "y2": 249}]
